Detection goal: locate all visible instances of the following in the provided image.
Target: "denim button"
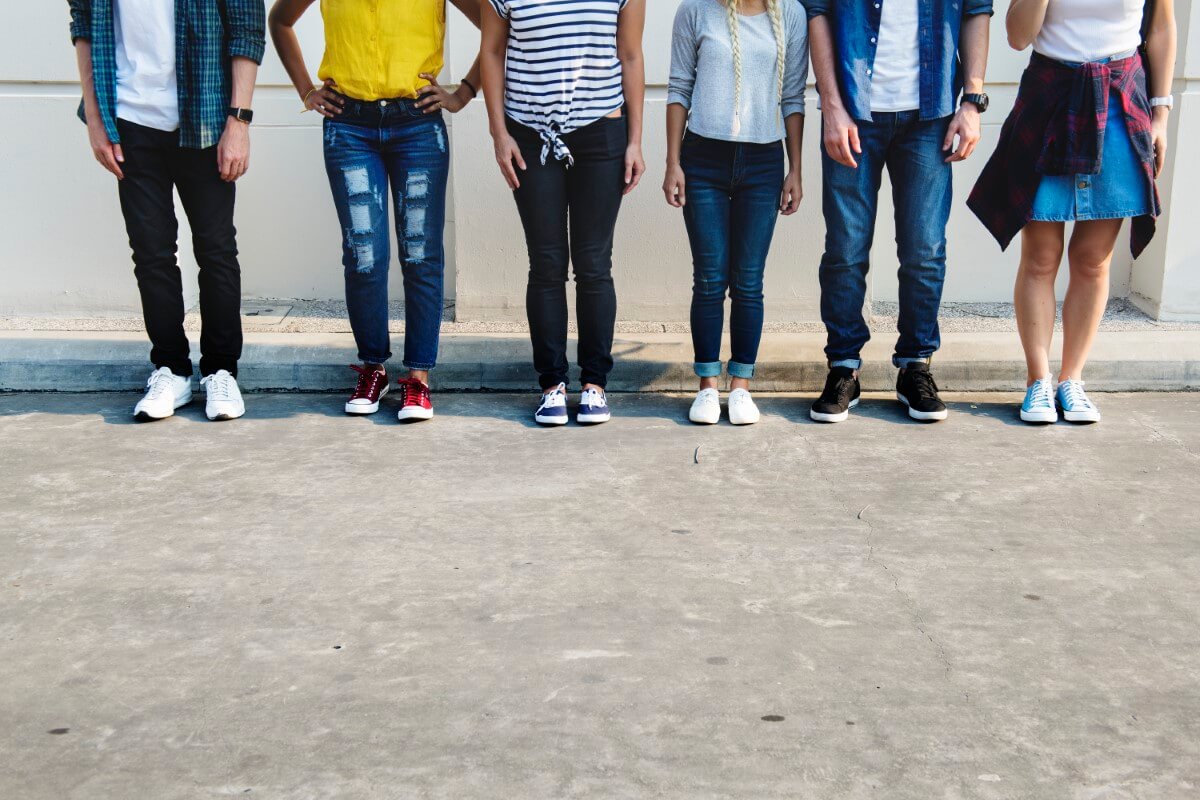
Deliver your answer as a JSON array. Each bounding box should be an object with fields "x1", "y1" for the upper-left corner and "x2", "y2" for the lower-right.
[{"x1": 1078, "y1": 181, "x2": 1088, "y2": 189}]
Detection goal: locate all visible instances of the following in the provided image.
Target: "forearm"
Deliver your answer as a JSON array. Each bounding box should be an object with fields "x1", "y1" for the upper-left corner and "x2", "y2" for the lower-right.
[
  {"x1": 960, "y1": 13, "x2": 990, "y2": 95},
  {"x1": 665, "y1": 103, "x2": 686, "y2": 166},
  {"x1": 480, "y1": 50, "x2": 508, "y2": 137},
  {"x1": 807, "y1": 17, "x2": 844, "y2": 111},
  {"x1": 784, "y1": 114, "x2": 804, "y2": 171},
  {"x1": 74, "y1": 39, "x2": 102, "y2": 123},
  {"x1": 1006, "y1": 0, "x2": 1048, "y2": 51},
  {"x1": 621, "y1": 55, "x2": 645, "y2": 146},
  {"x1": 229, "y1": 56, "x2": 258, "y2": 108},
  {"x1": 1147, "y1": 8, "x2": 1177, "y2": 99}
]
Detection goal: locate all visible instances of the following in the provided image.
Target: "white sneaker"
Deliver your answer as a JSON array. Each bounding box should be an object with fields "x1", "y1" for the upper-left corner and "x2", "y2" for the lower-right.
[
  {"x1": 535, "y1": 382, "x2": 569, "y2": 426},
  {"x1": 689, "y1": 388, "x2": 721, "y2": 425},
  {"x1": 133, "y1": 366, "x2": 192, "y2": 421},
  {"x1": 1020, "y1": 377, "x2": 1058, "y2": 424},
  {"x1": 727, "y1": 387, "x2": 760, "y2": 425},
  {"x1": 200, "y1": 370, "x2": 245, "y2": 421}
]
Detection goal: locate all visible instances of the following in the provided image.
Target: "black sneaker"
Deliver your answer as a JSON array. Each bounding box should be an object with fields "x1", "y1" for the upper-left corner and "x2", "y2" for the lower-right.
[
  {"x1": 896, "y1": 362, "x2": 948, "y2": 421},
  {"x1": 810, "y1": 366, "x2": 860, "y2": 423}
]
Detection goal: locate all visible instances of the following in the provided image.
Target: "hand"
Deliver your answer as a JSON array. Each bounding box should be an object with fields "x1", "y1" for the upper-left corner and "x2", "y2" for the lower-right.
[
  {"x1": 417, "y1": 73, "x2": 470, "y2": 114},
  {"x1": 624, "y1": 143, "x2": 646, "y2": 196},
  {"x1": 304, "y1": 80, "x2": 344, "y2": 118},
  {"x1": 943, "y1": 103, "x2": 981, "y2": 163},
  {"x1": 1152, "y1": 107, "x2": 1169, "y2": 177},
  {"x1": 780, "y1": 169, "x2": 803, "y2": 215},
  {"x1": 493, "y1": 132, "x2": 527, "y2": 190},
  {"x1": 87, "y1": 118, "x2": 124, "y2": 179},
  {"x1": 822, "y1": 104, "x2": 861, "y2": 169},
  {"x1": 663, "y1": 162, "x2": 686, "y2": 208},
  {"x1": 217, "y1": 117, "x2": 250, "y2": 182}
]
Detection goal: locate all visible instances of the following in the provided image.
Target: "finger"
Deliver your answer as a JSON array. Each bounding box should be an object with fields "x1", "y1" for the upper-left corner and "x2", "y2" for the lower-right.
[
  {"x1": 419, "y1": 73, "x2": 440, "y2": 87},
  {"x1": 624, "y1": 160, "x2": 633, "y2": 186},
  {"x1": 109, "y1": 144, "x2": 125, "y2": 178},
  {"x1": 501, "y1": 161, "x2": 518, "y2": 190},
  {"x1": 848, "y1": 126, "x2": 862, "y2": 155},
  {"x1": 943, "y1": 123, "x2": 957, "y2": 152},
  {"x1": 962, "y1": 138, "x2": 978, "y2": 161},
  {"x1": 514, "y1": 149, "x2": 527, "y2": 172}
]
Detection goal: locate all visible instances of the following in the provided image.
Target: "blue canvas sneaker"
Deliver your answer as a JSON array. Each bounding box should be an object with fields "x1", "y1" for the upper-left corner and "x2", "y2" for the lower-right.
[
  {"x1": 577, "y1": 387, "x2": 611, "y2": 425},
  {"x1": 535, "y1": 382, "x2": 569, "y2": 426},
  {"x1": 1020, "y1": 377, "x2": 1058, "y2": 424},
  {"x1": 1057, "y1": 379, "x2": 1101, "y2": 424}
]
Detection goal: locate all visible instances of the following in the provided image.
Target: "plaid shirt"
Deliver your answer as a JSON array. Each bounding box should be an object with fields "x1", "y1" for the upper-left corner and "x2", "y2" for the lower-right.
[
  {"x1": 968, "y1": 51, "x2": 1160, "y2": 258},
  {"x1": 69, "y1": 0, "x2": 266, "y2": 150}
]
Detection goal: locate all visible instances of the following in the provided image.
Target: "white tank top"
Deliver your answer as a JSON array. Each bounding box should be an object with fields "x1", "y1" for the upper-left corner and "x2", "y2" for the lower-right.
[{"x1": 1034, "y1": 0, "x2": 1144, "y2": 64}]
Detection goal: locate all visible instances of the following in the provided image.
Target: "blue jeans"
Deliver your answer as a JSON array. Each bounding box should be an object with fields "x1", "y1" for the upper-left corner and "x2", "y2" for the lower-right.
[
  {"x1": 681, "y1": 132, "x2": 784, "y2": 379},
  {"x1": 819, "y1": 111, "x2": 952, "y2": 369},
  {"x1": 323, "y1": 97, "x2": 449, "y2": 370}
]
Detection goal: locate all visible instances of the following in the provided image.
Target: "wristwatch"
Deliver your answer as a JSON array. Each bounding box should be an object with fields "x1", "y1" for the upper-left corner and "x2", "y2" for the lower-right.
[
  {"x1": 961, "y1": 93, "x2": 989, "y2": 113},
  {"x1": 1150, "y1": 96, "x2": 1174, "y2": 110},
  {"x1": 228, "y1": 107, "x2": 254, "y2": 124}
]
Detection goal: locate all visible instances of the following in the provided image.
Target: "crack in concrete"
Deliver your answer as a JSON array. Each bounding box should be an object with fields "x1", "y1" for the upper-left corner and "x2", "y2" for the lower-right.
[{"x1": 1133, "y1": 413, "x2": 1200, "y2": 462}]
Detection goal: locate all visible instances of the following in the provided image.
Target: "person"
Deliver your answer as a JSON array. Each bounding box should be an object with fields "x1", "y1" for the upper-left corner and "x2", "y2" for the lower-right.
[
  {"x1": 800, "y1": 0, "x2": 992, "y2": 423},
  {"x1": 269, "y1": 0, "x2": 483, "y2": 421},
  {"x1": 480, "y1": 0, "x2": 647, "y2": 426},
  {"x1": 68, "y1": 0, "x2": 265, "y2": 421},
  {"x1": 664, "y1": 0, "x2": 809, "y2": 426},
  {"x1": 969, "y1": 0, "x2": 1175, "y2": 425}
]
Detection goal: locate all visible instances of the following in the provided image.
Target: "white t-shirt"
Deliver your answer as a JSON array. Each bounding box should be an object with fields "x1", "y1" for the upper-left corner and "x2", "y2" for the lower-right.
[
  {"x1": 114, "y1": 0, "x2": 180, "y2": 132},
  {"x1": 1034, "y1": 0, "x2": 1144, "y2": 64},
  {"x1": 870, "y1": 0, "x2": 920, "y2": 113}
]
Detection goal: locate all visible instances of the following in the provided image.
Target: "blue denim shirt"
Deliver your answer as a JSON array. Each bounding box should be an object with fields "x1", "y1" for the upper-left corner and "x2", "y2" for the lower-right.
[{"x1": 799, "y1": 0, "x2": 993, "y2": 122}]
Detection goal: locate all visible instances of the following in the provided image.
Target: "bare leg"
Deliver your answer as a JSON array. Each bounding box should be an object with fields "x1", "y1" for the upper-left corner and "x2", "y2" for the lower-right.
[
  {"x1": 407, "y1": 369, "x2": 429, "y2": 385},
  {"x1": 1059, "y1": 219, "x2": 1122, "y2": 382},
  {"x1": 1014, "y1": 221, "x2": 1066, "y2": 385}
]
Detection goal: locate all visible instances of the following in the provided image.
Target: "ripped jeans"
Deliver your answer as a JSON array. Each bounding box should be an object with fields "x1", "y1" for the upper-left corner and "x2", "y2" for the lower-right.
[{"x1": 324, "y1": 97, "x2": 449, "y2": 370}]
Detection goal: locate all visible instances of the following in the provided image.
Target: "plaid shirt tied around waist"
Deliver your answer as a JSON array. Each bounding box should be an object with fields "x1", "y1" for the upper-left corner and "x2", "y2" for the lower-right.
[
  {"x1": 968, "y1": 51, "x2": 1160, "y2": 258},
  {"x1": 68, "y1": 0, "x2": 266, "y2": 150}
]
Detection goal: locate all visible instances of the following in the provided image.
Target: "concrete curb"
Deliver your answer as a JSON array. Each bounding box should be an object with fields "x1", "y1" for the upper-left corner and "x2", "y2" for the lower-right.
[{"x1": 2, "y1": 329, "x2": 1199, "y2": 392}]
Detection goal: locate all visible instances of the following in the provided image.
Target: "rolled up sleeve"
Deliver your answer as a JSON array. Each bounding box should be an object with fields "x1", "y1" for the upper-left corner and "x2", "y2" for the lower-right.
[
  {"x1": 781, "y1": 11, "x2": 809, "y2": 117},
  {"x1": 666, "y1": 4, "x2": 698, "y2": 110},
  {"x1": 69, "y1": 0, "x2": 91, "y2": 42},
  {"x1": 226, "y1": 0, "x2": 266, "y2": 64},
  {"x1": 799, "y1": 0, "x2": 831, "y2": 20},
  {"x1": 964, "y1": 0, "x2": 994, "y2": 16}
]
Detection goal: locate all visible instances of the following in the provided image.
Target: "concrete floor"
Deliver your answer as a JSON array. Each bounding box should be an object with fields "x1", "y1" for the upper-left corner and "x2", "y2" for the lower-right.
[{"x1": 1, "y1": 392, "x2": 1198, "y2": 799}]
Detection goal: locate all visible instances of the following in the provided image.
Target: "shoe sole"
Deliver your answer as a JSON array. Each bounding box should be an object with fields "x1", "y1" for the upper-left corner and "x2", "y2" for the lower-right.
[
  {"x1": 134, "y1": 390, "x2": 193, "y2": 421},
  {"x1": 729, "y1": 412, "x2": 759, "y2": 426},
  {"x1": 535, "y1": 413, "x2": 569, "y2": 426},
  {"x1": 397, "y1": 407, "x2": 434, "y2": 422},
  {"x1": 345, "y1": 385, "x2": 389, "y2": 415},
  {"x1": 1062, "y1": 410, "x2": 1101, "y2": 424},
  {"x1": 689, "y1": 412, "x2": 720, "y2": 425},
  {"x1": 207, "y1": 404, "x2": 245, "y2": 421},
  {"x1": 1020, "y1": 408, "x2": 1058, "y2": 424},
  {"x1": 810, "y1": 397, "x2": 859, "y2": 423},
  {"x1": 576, "y1": 413, "x2": 611, "y2": 425},
  {"x1": 896, "y1": 392, "x2": 948, "y2": 421}
]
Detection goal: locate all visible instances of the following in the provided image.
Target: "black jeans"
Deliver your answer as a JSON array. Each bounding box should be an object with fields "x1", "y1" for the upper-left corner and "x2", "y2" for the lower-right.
[
  {"x1": 509, "y1": 115, "x2": 626, "y2": 390},
  {"x1": 117, "y1": 119, "x2": 242, "y2": 378}
]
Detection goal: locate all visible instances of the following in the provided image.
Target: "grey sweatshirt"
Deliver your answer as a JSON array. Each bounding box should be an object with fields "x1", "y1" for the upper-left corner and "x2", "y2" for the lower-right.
[{"x1": 667, "y1": 0, "x2": 809, "y2": 144}]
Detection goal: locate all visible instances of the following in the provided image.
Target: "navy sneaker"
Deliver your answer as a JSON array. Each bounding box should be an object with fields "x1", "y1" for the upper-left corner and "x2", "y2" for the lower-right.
[
  {"x1": 535, "y1": 383, "x2": 569, "y2": 426},
  {"x1": 577, "y1": 387, "x2": 611, "y2": 424}
]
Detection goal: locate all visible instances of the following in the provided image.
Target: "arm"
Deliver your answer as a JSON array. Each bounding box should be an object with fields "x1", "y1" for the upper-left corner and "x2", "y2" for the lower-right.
[
  {"x1": 780, "y1": 12, "x2": 809, "y2": 215},
  {"x1": 269, "y1": 0, "x2": 344, "y2": 118},
  {"x1": 74, "y1": 37, "x2": 124, "y2": 179},
  {"x1": 807, "y1": 14, "x2": 859, "y2": 168},
  {"x1": 944, "y1": 10, "x2": 990, "y2": 163},
  {"x1": 1146, "y1": 0, "x2": 1177, "y2": 175},
  {"x1": 480, "y1": 1, "x2": 526, "y2": 189},
  {"x1": 1006, "y1": 0, "x2": 1049, "y2": 51},
  {"x1": 417, "y1": 0, "x2": 484, "y2": 115},
  {"x1": 617, "y1": 0, "x2": 647, "y2": 195},
  {"x1": 663, "y1": 3, "x2": 696, "y2": 208},
  {"x1": 218, "y1": 56, "x2": 260, "y2": 181}
]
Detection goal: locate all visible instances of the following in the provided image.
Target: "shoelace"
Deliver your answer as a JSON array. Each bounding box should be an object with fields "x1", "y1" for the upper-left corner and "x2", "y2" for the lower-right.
[
  {"x1": 906, "y1": 369, "x2": 941, "y2": 402},
  {"x1": 821, "y1": 372, "x2": 856, "y2": 406},
  {"x1": 400, "y1": 378, "x2": 430, "y2": 406},
  {"x1": 350, "y1": 365, "x2": 387, "y2": 399},
  {"x1": 1028, "y1": 380, "x2": 1055, "y2": 409},
  {"x1": 542, "y1": 384, "x2": 566, "y2": 406},
  {"x1": 582, "y1": 389, "x2": 606, "y2": 408},
  {"x1": 145, "y1": 369, "x2": 175, "y2": 400},
  {"x1": 201, "y1": 373, "x2": 233, "y2": 402},
  {"x1": 1059, "y1": 381, "x2": 1093, "y2": 409}
]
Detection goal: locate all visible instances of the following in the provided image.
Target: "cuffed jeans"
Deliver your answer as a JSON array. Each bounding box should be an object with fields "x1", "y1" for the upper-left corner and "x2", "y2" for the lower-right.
[
  {"x1": 509, "y1": 115, "x2": 626, "y2": 391},
  {"x1": 819, "y1": 111, "x2": 952, "y2": 370},
  {"x1": 681, "y1": 131, "x2": 784, "y2": 379},
  {"x1": 117, "y1": 119, "x2": 241, "y2": 378},
  {"x1": 324, "y1": 96, "x2": 449, "y2": 370}
]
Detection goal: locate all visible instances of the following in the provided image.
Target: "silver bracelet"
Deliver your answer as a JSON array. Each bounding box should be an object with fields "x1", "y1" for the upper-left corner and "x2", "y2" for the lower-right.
[{"x1": 1150, "y1": 96, "x2": 1174, "y2": 109}]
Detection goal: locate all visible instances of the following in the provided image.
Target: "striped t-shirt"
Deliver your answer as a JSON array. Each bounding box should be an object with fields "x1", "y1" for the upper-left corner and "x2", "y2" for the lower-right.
[{"x1": 488, "y1": 0, "x2": 630, "y2": 164}]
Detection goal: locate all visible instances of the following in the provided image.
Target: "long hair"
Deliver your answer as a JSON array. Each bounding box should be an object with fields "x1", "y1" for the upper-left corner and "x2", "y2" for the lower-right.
[{"x1": 725, "y1": 0, "x2": 787, "y2": 120}]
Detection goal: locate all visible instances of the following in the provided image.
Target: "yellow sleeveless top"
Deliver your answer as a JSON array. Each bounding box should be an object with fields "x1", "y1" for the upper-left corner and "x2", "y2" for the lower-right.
[{"x1": 318, "y1": 0, "x2": 446, "y2": 101}]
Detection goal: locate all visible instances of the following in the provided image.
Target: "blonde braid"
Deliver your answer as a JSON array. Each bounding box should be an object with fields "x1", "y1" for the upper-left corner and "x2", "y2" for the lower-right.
[
  {"x1": 725, "y1": 0, "x2": 743, "y2": 129},
  {"x1": 767, "y1": 0, "x2": 787, "y2": 103}
]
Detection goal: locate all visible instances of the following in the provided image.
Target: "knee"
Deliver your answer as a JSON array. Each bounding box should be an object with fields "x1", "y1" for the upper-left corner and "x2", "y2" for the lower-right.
[
  {"x1": 527, "y1": 249, "x2": 569, "y2": 285},
  {"x1": 1021, "y1": 241, "x2": 1064, "y2": 282},
  {"x1": 1067, "y1": 242, "x2": 1114, "y2": 282},
  {"x1": 693, "y1": 272, "x2": 729, "y2": 301},
  {"x1": 729, "y1": 270, "x2": 764, "y2": 301}
]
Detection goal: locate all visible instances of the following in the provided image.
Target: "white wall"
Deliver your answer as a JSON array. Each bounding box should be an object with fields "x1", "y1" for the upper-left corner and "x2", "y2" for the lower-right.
[{"x1": 2, "y1": 2, "x2": 1192, "y2": 320}]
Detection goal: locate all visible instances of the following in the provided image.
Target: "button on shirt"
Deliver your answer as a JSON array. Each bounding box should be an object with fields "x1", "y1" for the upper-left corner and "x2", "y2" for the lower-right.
[{"x1": 799, "y1": 0, "x2": 994, "y2": 122}]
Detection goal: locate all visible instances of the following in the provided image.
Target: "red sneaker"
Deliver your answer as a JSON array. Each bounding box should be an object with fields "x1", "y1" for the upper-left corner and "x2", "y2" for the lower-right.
[
  {"x1": 397, "y1": 376, "x2": 433, "y2": 422},
  {"x1": 345, "y1": 365, "x2": 389, "y2": 415}
]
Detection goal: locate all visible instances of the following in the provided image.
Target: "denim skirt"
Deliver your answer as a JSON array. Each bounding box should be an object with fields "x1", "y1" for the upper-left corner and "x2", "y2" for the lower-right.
[{"x1": 1030, "y1": 90, "x2": 1156, "y2": 222}]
